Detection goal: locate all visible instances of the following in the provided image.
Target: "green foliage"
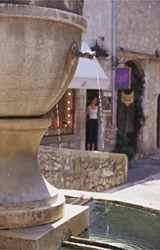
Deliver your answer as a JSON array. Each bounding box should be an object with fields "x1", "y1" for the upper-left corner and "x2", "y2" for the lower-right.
[
  {"x1": 114, "y1": 130, "x2": 135, "y2": 161},
  {"x1": 129, "y1": 62, "x2": 145, "y2": 147},
  {"x1": 115, "y1": 61, "x2": 145, "y2": 161}
]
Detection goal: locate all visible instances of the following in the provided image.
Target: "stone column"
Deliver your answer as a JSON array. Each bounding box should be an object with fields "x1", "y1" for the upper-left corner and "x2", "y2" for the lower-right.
[
  {"x1": 0, "y1": 118, "x2": 64, "y2": 229},
  {"x1": 0, "y1": 3, "x2": 87, "y2": 248}
]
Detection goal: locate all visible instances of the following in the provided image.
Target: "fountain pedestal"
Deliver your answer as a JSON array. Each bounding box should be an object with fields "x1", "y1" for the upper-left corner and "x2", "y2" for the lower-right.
[
  {"x1": 0, "y1": 117, "x2": 89, "y2": 249},
  {"x1": 0, "y1": 204, "x2": 89, "y2": 250},
  {"x1": 0, "y1": 118, "x2": 65, "y2": 229},
  {"x1": 0, "y1": 2, "x2": 88, "y2": 249}
]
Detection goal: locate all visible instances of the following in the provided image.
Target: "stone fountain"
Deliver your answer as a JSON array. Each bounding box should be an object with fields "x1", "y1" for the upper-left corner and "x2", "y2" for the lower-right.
[{"x1": 0, "y1": 1, "x2": 88, "y2": 249}]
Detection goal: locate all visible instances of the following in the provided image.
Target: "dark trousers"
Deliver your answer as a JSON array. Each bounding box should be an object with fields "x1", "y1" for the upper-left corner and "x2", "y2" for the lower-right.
[{"x1": 86, "y1": 119, "x2": 98, "y2": 145}]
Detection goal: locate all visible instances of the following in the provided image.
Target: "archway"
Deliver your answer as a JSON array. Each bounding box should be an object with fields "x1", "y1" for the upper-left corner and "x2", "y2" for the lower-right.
[{"x1": 117, "y1": 60, "x2": 145, "y2": 157}]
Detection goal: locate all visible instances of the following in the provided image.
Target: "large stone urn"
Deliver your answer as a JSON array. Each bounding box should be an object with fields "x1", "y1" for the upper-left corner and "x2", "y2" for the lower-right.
[{"x1": 0, "y1": 1, "x2": 86, "y2": 229}]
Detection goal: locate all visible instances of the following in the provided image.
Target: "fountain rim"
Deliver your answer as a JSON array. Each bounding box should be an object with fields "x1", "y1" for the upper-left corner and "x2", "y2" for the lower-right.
[
  {"x1": 0, "y1": 3, "x2": 87, "y2": 31},
  {"x1": 0, "y1": 118, "x2": 51, "y2": 131}
]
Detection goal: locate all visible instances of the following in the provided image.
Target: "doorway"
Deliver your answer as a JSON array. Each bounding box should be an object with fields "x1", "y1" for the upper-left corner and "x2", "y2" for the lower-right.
[
  {"x1": 117, "y1": 60, "x2": 145, "y2": 154},
  {"x1": 86, "y1": 90, "x2": 99, "y2": 150}
]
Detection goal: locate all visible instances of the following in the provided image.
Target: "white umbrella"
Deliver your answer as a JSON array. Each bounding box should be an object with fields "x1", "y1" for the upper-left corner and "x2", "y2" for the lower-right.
[{"x1": 69, "y1": 42, "x2": 111, "y2": 90}]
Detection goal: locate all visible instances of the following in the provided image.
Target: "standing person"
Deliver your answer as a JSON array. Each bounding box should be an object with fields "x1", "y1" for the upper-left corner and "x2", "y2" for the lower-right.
[{"x1": 87, "y1": 97, "x2": 98, "y2": 150}]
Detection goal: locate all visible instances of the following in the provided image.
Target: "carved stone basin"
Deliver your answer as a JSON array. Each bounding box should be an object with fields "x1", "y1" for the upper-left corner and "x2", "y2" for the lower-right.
[
  {"x1": 0, "y1": 3, "x2": 86, "y2": 116},
  {"x1": 0, "y1": 3, "x2": 86, "y2": 229},
  {"x1": 0, "y1": 0, "x2": 84, "y2": 15}
]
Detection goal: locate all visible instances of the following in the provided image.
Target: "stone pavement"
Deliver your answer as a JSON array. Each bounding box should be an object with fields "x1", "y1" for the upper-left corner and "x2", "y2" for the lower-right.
[
  {"x1": 104, "y1": 155, "x2": 160, "y2": 212},
  {"x1": 127, "y1": 157, "x2": 160, "y2": 184},
  {"x1": 61, "y1": 154, "x2": 160, "y2": 213}
]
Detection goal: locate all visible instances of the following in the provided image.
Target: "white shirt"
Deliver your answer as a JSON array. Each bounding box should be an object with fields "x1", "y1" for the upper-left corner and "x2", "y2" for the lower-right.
[{"x1": 88, "y1": 106, "x2": 98, "y2": 119}]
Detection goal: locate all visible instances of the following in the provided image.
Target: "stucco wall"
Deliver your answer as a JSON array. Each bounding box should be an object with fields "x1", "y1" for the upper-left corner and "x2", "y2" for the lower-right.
[
  {"x1": 39, "y1": 146, "x2": 128, "y2": 192},
  {"x1": 83, "y1": 0, "x2": 112, "y2": 51},
  {"x1": 140, "y1": 59, "x2": 160, "y2": 155},
  {"x1": 117, "y1": 0, "x2": 160, "y2": 54},
  {"x1": 84, "y1": 0, "x2": 160, "y2": 54}
]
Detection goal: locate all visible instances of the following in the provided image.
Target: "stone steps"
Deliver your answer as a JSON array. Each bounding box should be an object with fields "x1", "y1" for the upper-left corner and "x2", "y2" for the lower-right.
[{"x1": 62, "y1": 236, "x2": 125, "y2": 250}]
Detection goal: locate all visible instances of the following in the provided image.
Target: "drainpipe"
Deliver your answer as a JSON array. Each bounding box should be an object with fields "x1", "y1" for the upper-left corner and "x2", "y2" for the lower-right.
[{"x1": 111, "y1": 0, "x2": 117, "y2": 127}]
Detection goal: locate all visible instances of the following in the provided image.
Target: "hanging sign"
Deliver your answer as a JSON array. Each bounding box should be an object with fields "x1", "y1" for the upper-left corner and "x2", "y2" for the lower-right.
[
  {"x1": 121, "y1": 91, "x2": 134, "y2": 107},
  {"x1": 116, "y1": 67, "x2": 131, "y2": 90}
]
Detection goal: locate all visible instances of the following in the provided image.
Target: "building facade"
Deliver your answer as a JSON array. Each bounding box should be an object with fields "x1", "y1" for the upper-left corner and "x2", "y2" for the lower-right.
[{"x1": 44, "y1": 0, "x2": 160, "y2": 157}]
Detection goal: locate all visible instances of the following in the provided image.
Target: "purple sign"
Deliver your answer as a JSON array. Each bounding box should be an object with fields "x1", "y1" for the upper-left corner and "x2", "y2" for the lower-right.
[{"x1": 115, "y1": 67, "x2": 131, "y2": 90}]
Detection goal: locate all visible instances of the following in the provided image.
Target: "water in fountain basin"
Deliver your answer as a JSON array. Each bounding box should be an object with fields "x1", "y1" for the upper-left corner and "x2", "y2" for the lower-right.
[
  {"x1": 55, "y1": 103, "x2": 62, "y2": 150},
  {"x1": 80, "y1": 200, "x2": 160, "y2": 250},
  {"x1": 94, "y1": 56, "x2": 105, "y2": 152}
]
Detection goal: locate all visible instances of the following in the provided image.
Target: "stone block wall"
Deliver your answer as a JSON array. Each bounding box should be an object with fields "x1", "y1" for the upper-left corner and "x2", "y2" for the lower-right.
[{"x1": 39, "y1": 146, "x2": 128, "y2": 192}]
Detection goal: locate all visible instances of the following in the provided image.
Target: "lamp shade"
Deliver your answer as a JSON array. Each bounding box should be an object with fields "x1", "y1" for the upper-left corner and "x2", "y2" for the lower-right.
[{"x1": 69, "y1": 42, "x2": 111, "y2": 90}]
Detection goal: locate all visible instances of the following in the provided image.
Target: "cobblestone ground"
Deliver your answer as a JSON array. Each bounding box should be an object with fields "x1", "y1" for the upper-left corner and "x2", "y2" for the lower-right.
[
  {"x1": 128, "y1": 158, "x2": 160, "y2": 184},
  {"x1": 88, "y1": 152, "x2": 160, "y2": 195}
]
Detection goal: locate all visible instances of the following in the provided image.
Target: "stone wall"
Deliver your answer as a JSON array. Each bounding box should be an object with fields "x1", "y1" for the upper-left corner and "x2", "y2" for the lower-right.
[
  {"x1": 83, "y1": 0, "x2": 112, "y2": 52},
  {"x1": 39, "y1": 146, "x2": 128, "y2": 192},
  {"x1": 84, "y1": 0, "x2": 160, "y2": 54},
  {"x1": 117, "y1": 0, "x2": 160, "y2": 54},
  {"x1": 139, "y1": 59, "x2": 160, "y2": 155}
]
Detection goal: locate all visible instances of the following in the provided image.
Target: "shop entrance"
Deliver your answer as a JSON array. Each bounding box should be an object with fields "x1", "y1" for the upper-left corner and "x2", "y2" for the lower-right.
[{"x1": 86, "y1": 90, "x2": 99, "y2": 150}]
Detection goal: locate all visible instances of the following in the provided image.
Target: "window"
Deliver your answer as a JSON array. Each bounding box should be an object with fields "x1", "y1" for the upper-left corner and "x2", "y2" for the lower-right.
[{"x1": 47, "y1": 89, "x2": 75, "y2": 136}]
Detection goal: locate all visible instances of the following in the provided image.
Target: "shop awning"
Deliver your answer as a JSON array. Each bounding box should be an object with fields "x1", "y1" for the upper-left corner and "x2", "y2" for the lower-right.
[{"x1": 69, "y1": 42, "x2": 111, "y2": 90}]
